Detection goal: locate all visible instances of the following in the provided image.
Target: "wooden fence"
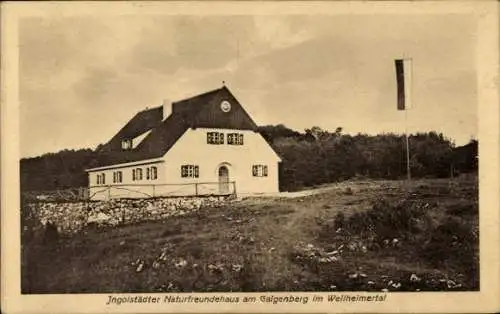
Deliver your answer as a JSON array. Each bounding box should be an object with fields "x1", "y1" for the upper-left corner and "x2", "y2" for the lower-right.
[
  {"x1": 22, "y1": 187, "x2": 89, "y2": 202},
  {"x1": 22, "y1": 181, "x2": 237, "y2": 202}
]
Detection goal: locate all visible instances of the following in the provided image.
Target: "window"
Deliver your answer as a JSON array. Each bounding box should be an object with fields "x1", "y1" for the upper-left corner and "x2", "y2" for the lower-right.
[
  {"x1": 252, "y1": 165, "x2": 268, "y2": 177},
  {"x1": 133, "y1": 168, "x2": 143, "y2": 181},
  {"x1": 207, "y1": 132, "x2": 224, "y2": 144},
  {"x1": 113, "y1": 171, "x2": 123, "y2": 183},
  {"x1": 121, "y1": 139, "x2": 132, "y2": 150},
  {"x1": 96, "y1": 173, "x2": 106, "y2": 185},
  {"x1": 228, "y1": 133, "x2": 244, "y2": 145},
  {"x1": 146, "y1": 166, "x2": 158, "y2": 180},
  {"x1": 181, "y1": 165, "x2": 199, "y2": 178}
]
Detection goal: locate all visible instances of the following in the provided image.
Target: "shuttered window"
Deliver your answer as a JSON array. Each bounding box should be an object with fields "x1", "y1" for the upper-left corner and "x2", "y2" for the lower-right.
[
  {"x1": 207, "y1": 132, "x2": 224, "y2": 144},
  {"x1": 228, "y1": 133, "x2": 244, "y2": 145},
  {"x1": 146, "y1": 166, "x2": 158, "y2": 180},
  {"x1": 252, "y1": 165, "x2": 268, "y2": 177},
  {"x1": 151, "y1": 166, "x2": 157, "y2": 180},
  {"x1": 133, "y1": 168, "x2": 143, "y2": 181},
  {"x1": 113, "y1": 171, "x2": 122, "y2": 183},
  {"x1": 96, "y1": 173, "x2": 106, "y2": 185},
  {"x1": 181, "y1": 165, "x2": 199, "y2": 178}
]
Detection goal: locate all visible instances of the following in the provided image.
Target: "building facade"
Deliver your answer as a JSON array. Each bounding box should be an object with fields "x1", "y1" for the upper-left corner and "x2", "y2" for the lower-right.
[{"x1": 86, "y1": 86, "x2": 281, "y2": 200}]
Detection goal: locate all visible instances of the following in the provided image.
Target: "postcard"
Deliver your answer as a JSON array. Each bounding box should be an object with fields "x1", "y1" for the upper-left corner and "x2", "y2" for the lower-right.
[{"x1": 2, "y1": 1, "x2": 499, "y2": 313}]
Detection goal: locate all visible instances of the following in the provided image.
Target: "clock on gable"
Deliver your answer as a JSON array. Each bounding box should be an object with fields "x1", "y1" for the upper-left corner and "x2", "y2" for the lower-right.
[{"x1": 220, "y1": 100, "x2": 231, "y2": 113}]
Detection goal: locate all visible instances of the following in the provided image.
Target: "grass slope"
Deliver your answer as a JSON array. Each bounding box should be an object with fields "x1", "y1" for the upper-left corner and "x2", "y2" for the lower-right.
[{"x1": 22, "y1": 176, "x2": 478, "y2": 293}]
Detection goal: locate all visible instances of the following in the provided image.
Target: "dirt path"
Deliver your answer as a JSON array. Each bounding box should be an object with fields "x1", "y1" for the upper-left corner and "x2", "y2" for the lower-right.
[{"x1": 238, "y1": 179, "x2": 404, "y2": 199}]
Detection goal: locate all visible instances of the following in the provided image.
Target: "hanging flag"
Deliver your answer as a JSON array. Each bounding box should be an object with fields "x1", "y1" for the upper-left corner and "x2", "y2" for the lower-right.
[{"x1": 395, "y1": 59, "x2": 412, "y2": 110}]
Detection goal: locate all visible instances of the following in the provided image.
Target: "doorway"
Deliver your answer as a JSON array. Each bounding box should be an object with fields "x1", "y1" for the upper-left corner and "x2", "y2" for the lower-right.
[{"x1": 218, "y1": 165, "x2": 229, "y2": 194}]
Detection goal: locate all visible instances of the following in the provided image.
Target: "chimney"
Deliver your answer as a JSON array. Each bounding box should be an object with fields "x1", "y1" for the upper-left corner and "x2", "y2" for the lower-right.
[{"x1": 162, "y1": 99, "x2": 171, "y2": 120}]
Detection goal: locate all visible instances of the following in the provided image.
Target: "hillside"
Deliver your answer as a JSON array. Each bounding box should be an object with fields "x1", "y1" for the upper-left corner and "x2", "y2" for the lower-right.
[{"x1": 22, "y1": 176, "x2": 478, "y2": 293}]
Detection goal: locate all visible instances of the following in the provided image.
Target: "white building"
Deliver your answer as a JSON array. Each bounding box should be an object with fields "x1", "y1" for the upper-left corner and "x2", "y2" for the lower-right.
[{"x1": 86, "y1": 86, "x2": 281, "y2": 200}]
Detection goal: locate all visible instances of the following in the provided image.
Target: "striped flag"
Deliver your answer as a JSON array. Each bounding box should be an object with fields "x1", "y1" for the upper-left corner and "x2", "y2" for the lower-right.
[{"x1": 395, "y1": 59, "x2": 412, "y2": 110}]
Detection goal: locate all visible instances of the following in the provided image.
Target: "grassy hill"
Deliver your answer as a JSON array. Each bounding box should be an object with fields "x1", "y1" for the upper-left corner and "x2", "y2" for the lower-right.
[{"x1": 22, "y1": 176, "x2": 478, "y2": 293}]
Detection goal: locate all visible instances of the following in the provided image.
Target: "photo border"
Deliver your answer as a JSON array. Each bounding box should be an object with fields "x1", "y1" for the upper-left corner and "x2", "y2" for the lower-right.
[{"x1": 2, "y1": 1, "x2": 499, "y2": 313}]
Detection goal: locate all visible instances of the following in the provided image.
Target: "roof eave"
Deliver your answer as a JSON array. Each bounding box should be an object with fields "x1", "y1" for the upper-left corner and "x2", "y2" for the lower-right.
[{"x1": 86, "y1": 158, "x2": 165, "y2": 172}]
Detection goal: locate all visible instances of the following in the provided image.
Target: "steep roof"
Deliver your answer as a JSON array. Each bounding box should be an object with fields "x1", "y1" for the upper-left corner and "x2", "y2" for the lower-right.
[
  {"x1": 171, "y1": 85, "x2": 258, "y2": 130},
  {"x1": 93, "y1": 86, "x2": 260, "y2": 167},
  {"x1": 100, "y1": 105, "x2": 164, "y2": 153}
]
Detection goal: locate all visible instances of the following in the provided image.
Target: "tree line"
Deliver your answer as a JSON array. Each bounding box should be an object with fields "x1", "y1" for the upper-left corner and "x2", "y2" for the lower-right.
[
  {"x1": 20, "y1": 125, "x2": 478, "y2": 192},
  {"x1": 258, "y1": 125, "x2": 477, "y2": 191}
]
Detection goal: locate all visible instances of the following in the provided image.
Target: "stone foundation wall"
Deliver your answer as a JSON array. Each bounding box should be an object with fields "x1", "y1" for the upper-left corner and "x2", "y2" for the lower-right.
[{"x1": 25, "y1": 196, "x2": 229, "y2": 235}]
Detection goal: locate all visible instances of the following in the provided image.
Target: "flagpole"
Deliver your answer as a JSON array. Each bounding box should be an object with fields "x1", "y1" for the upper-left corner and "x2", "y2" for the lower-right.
[
  {"x1": 396, "y1": 57, "x2": 412, "y2": 182},
  {"x1": 406, "y1": 57, "x2": 413, "y2": 181},
  {"x1": 405, "y1": 105, "x2": 411, "y2": 181}
]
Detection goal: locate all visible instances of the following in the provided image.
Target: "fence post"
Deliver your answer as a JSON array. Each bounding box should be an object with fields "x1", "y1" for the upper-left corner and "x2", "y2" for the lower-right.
[
  {"x1": 107, "y1": 186, "x2": 111, "y2": 201},
  {"x1": 195, "y1": 183, "x2": 198, "y2": 196},
  {"x1": 152, "y1": 185, "x2": 156, "y2": 198},
  {"x1": 232, "y1": 181, "x2": 237, "y2": 196}
]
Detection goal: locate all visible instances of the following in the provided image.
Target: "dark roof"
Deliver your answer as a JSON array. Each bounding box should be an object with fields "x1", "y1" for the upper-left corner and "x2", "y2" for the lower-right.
[
  {"x1": 172, "y1": 86, "x2": 258, "y2": 130},
  {"x1": 134, "y1": 111, "x2": 189, "y2": 160},
  {"x1": 99, "y1": 105, "x2": 164, "y2": 153},
  {"x1": 94, "y1": 86, "x2": 260, "y2": 167}
]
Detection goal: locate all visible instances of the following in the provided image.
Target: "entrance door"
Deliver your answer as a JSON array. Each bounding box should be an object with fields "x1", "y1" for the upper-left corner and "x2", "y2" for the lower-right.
[{"x1": 218, "y1": 166, "x2": 229, "y2": 194}]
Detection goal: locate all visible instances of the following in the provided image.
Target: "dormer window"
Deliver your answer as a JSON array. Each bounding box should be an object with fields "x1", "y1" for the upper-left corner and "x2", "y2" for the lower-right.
[{"x1": 121, "y1": 139, "x2": 132, "y2": 150}]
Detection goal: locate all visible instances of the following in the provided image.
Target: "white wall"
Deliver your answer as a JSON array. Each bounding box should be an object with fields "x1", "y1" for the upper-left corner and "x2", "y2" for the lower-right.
[
  {"x1": 163, "y1": 128, "x2": 281, "y2": 194},
  {"x1": 88, "y1": 161, "x2": 165, "y2": 200},
  {"x1": 88, "y1": 128, "x2": 281, "y2": 200}
]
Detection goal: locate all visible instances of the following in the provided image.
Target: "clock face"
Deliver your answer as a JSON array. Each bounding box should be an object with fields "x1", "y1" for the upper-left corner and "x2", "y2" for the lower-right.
[{"x1": 220, "y1": 100, "x2": 231, "y2": 113}]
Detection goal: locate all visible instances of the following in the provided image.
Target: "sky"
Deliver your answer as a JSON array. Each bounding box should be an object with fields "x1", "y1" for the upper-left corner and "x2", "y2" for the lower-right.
[{"x1": 19, "y1": 14, "x2": 477, "y2": 158}]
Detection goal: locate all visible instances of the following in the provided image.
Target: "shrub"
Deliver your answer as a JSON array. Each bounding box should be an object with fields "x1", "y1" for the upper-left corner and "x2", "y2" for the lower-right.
[
  {"x1": 343, "y1": 199, "x2": 431, "y2": 242},
  {"x1": 43, "y1": 222, "x2": 60, "y2": 244},
  {"x1": 334, "y1": 212, "x2": 345, "y2": 230},
  {"x1": 446, "y1": 203, "x2": 477, "y2": 217},
  {"x1": 421, "y1": 217, "x2": 478, "y2": 272}
]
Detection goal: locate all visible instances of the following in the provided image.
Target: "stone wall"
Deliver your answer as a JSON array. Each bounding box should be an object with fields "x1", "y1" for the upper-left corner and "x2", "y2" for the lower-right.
[{"x1": 25, "y1": 196, "x2": 229, "y2": 235}]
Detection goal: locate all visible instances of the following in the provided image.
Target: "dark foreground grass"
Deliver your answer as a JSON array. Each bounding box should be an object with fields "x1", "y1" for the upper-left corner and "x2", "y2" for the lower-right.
[{"x1": 21, "y1": 176, "x2": 479, "y2": 293}]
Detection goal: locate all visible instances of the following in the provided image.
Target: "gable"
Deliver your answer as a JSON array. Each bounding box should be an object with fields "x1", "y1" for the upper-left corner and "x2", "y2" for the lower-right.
[{"x1": 172, "y1": 86, "x2": 258, "y2": 131}]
